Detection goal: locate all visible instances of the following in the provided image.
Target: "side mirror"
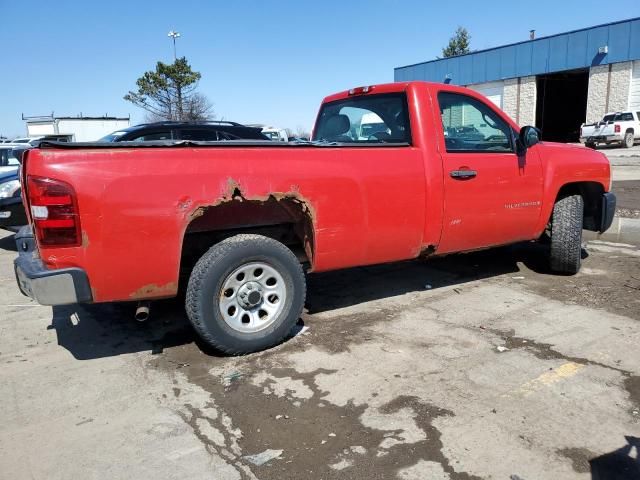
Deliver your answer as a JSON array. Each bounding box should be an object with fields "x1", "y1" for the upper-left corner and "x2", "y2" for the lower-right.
[
  {"x1": 516, "y1": 126, "x2": 540, "y2": 155},
  {"x1": 520, "y1": 126, "x2": 540, "y2": 148}
]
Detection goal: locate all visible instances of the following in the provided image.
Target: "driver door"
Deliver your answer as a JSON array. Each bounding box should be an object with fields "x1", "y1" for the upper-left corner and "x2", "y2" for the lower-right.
[{"x1": 436, "y1": 91, "x2": 543, "y2": 254}]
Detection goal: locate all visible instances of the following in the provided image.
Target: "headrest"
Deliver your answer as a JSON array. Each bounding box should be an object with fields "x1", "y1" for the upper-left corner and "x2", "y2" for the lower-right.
[{"x1": 324, "y1": 114, "x2": 350, "y2": 136}]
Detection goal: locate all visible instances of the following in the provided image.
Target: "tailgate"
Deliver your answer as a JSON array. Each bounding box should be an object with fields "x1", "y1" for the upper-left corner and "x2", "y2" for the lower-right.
[{"x1": 589, "y1": 124, "x2": 614, "y2": 136}]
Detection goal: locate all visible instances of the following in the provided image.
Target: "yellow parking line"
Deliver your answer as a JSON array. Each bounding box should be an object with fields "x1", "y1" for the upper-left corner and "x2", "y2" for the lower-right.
[{"x1": 509, "y1": 362, "x2": 584, "y2": 397}]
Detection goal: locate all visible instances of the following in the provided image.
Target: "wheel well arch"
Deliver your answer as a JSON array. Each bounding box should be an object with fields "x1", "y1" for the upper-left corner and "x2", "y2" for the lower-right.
[
  {"x1": 553, "y1": 181, "x2": 605, "y2": 231},
  {"x1": 179, "y1": 194, "x2": 315, "y2": 285},
  {"x1": 625, "y1": 128, "x2": 634, "y2": 134}
]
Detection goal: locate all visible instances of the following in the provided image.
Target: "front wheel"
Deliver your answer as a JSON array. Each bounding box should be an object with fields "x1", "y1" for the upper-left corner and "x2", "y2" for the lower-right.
[
  {"x1": 585, "y1": 142, "x2": 596, "y2": 149},
  {"x1": 549, "y1": 194, "x2": 584, "y2": 274},
  {"x1": 186, "y1": 234, "x2": 306, "y2": 354}
]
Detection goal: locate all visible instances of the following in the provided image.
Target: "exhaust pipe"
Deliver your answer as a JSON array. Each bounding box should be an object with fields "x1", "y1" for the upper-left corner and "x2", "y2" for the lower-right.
[{"x1": 135, "y1": 302, "x2": 150, "y2": 322}]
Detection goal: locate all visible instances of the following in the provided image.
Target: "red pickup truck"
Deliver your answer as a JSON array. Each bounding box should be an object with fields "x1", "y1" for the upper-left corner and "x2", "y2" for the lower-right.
[{"x1": 14, "y1": 82, "x2": 616, "y2": 354}]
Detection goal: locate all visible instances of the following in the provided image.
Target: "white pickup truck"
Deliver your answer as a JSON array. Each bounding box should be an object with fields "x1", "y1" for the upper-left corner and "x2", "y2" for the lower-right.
[{"x1": 580, "y1": 111, "x2": 640, "y2": 149}]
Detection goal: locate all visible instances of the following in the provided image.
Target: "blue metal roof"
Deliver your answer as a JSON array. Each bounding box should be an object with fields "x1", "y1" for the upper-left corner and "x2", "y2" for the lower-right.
[{"x1": 395, "y1": 17, "x2": 640, "y2": 85}]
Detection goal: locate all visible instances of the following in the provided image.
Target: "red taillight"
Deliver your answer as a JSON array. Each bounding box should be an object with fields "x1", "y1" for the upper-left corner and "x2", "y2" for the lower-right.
[
  {"x1": 27, "y1": 176, "x2": 81, "y2": 247},
  {"x1": 614, "y1": 124, "x2": 621, "y2": 133}
]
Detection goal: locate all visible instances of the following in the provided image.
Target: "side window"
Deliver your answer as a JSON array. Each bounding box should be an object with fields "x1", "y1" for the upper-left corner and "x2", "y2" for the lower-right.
[
  {"x1": 438, "y1": 92, "x2": 513, "y2": 153},
  {"x1": 218, "y1": 132, "x2": 242, "y2": 140},
  {"x1": 130, "y1": 131, "x2": 172, "y2": 141},
  {"x1": 620, "y1": 112, "x2": 633, "y2": 121},
  {"x1": 180, "y1": 129, "x2": 219, "y2": 141}
]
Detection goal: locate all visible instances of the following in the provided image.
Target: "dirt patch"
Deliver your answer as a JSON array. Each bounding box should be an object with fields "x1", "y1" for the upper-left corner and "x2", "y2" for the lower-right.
[
  {"x1": 557, "y1": 447, "x2": 595, "y2": 473},
  {"x1": 624, "y1": 376, "x2": 640, "y2": 411},
  {"x1": 507, "y1": 244, "x2": 640, "y2": 320},
  {"x1": 613, "y1": 180, "x2": 640, "y2": 217},
  {"x1": 380, "y1": 396, "x2": 481, "y2": 480}
]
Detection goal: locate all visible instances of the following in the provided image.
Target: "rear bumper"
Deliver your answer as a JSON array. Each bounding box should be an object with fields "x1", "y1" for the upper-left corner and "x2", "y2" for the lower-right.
[
  {"x1": 581, "y1": 134, "x2": 623, "y2": 144},
  {"x1": 599, "y1": 192, "x2": 616, "y2": 233},
  {"x1": 13, "y1": 226, "x2": 92, "y2": 305}
]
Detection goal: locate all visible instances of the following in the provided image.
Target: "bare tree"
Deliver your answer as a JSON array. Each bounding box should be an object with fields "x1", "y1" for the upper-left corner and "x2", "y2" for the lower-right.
[
  {"x1": 296, "y1": 125, "x2": 311, "y2": 139},
  {"x1": 183, "y1": 93, "x2": 215, "y2": 121}
]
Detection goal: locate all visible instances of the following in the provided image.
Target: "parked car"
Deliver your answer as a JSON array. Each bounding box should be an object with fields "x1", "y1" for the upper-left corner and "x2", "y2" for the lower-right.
[
  {"x1": 580, "y1": 111, "x2": 640, "y2": 148},
  {"x1": 14, "y1": 81, "x2": 615, "y2": 354},
  {"x1": 0, "y1": 146, "x2": 21, "y2": 173},
  {"x1": 0, "y1": 146, "x2": 32, "y2": 230},
  {"x1": 0, "y1": 168, "x2": 24, "y2": 231},
  {"x1": 98, "y1": 121, "x2": 269, "y2": 142},
  {"x1": 11, "y1": 135, "x2": 71, "y2": 145},
  {"x1": 246, "y1": 125, "x2": 289, "y2": 142}
]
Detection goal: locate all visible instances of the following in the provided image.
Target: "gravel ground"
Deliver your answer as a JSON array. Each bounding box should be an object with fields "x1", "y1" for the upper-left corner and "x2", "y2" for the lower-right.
[{"x1": 614, "y1": 180, "x2": 640, "y2": 218}]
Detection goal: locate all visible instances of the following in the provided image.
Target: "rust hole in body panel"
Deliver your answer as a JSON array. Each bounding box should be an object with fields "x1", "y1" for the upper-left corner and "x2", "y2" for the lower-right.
[{"x1": 181, "y1": 180, "x2": 316, "y2": 277}]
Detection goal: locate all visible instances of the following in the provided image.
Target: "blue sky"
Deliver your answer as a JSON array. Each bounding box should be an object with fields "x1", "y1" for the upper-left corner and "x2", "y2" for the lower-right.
[{"x1": 0, "y1": 1, "x2": 637, "y2": 137}]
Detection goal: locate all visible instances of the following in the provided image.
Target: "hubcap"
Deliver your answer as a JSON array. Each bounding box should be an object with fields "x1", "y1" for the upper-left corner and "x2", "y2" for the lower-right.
[{"x1": 218, "y1": 262, "x2": 286, "y2": 333}]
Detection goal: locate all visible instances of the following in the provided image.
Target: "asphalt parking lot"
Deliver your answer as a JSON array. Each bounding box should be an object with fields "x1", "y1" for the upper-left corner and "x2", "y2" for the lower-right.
[{"x1": 1, "y1": 221, "x2": 640, "y2": 479}]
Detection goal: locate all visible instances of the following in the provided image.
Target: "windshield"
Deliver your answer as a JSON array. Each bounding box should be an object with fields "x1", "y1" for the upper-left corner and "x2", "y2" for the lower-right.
[
  {"x1": 98, "y1": 131, "x2": 128, "y2": 142},
  {"x1": 313, "y1": 93, "x2": 410, "y2": 144},
  {"x1": 602, "y1": 114, "x2": 622, "y2": 122}
]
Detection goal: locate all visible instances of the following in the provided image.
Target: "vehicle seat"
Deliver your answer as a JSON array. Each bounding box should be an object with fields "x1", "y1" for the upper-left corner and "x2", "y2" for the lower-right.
[{"x1": 323, "y1": 114, "x2": 351, "y2": 142}]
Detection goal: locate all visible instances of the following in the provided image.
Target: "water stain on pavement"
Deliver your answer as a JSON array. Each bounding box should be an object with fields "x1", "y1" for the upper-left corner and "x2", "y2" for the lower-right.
[{"x1": 150, "y1": 338, "x2": 478, "y2": 479}]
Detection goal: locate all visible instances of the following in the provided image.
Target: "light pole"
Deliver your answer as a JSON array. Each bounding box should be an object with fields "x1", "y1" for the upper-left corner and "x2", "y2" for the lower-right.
[{"x1": 168, "y1": 30, "x2": 181, "y2": 61}]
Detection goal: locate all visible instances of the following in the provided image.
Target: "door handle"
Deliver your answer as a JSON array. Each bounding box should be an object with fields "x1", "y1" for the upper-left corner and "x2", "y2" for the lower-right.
[{"x1": 450, "y1": 169, "x2": 477, "y2": 179}]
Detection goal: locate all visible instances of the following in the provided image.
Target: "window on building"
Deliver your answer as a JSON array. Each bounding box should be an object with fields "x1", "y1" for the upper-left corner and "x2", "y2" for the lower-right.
[{"x1": 438, "y1": 92, "x2": 513, "y2": 153}]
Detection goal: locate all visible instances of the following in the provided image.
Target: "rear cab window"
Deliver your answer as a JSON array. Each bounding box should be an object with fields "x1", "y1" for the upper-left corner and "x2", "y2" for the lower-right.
[{"x1": 313, "y1": 93, "x2": 411, "y2": 144}]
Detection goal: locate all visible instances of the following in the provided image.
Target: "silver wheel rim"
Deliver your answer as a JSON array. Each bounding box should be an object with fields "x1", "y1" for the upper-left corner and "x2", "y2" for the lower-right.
[{"x1": 218, "y1": 261, "x2": 286, "y2": 333}]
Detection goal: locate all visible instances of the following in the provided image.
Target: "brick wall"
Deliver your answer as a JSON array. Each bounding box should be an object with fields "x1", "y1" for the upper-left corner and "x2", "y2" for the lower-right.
[
  {"x1": 586, "y1": 62, "x2": 632, "y2": 123},
  {"x1": 503, "y1": 79, "x2": 518, "y2": 120},
  {"x1": 518, "y1": 76, "x2": 537, "y2": 127}
]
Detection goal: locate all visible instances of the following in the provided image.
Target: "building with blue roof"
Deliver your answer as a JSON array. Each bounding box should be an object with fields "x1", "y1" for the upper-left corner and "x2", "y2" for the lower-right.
[{"x1": 395, "y1": 17, "x2": 640, "y2": 142}]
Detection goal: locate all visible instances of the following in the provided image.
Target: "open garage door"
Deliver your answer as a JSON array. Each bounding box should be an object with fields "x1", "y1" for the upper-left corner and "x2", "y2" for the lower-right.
[
  {"x1": 630, "y1": 61, "x2": 640, "y2": 110},
  {"x1": 536, "y1": 69, "x2": 589, "y2": 143},
  {"x1": 468, "y1": 81, "x2": 504, "y2": 109}
]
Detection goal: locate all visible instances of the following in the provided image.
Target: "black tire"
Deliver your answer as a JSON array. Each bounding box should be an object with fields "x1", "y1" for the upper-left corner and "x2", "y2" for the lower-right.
[
  {"x1": 623, "y1": 131, "x2": 634, "y2": 148},
  {"x1": 185, "y1": 234, "x2": 306, "y2": 354},
  {"x1": 585, "y1": 142, "x2": 596, "y2": 149},
  {"x1": 549, "y1": 194, "x2": 584, "y2": 274}
]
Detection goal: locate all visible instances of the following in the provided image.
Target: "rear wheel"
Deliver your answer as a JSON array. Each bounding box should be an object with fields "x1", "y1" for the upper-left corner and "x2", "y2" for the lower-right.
[
  {"x1": 623, "y1": 131, "x2": 634, "y2": 148},
  {"x1": 549, "y1": 194, "x2": 584, "y2": 274},
  {"x1": 186, "y1": 234, "x2": 306, "y2": 354},
  {"x1": 585, "y1": 142, "x2": 596, "y2": 149}
]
